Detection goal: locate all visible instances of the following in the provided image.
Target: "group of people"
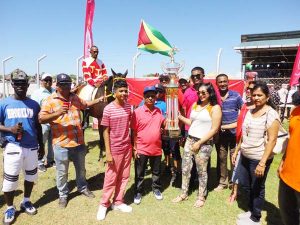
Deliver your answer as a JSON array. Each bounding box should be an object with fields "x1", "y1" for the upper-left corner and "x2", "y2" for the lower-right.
[{"x1": 0, "y1": 46, "x2": 300, "y2": 225}]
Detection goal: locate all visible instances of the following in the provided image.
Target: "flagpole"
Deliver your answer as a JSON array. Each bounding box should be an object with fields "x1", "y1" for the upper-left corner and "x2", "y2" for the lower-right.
[
  {"x1": 216, "y1": 48, "x2": 222, "y2": 74},
  {"x1": 133, "y1": 50, "x2": 141, "y2": 78}
]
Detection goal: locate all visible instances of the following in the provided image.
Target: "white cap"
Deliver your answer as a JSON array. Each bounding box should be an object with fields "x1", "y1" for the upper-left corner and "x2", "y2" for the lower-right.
[{"x1": 41, "y1": 73, "x2": 52, "y2": 80}]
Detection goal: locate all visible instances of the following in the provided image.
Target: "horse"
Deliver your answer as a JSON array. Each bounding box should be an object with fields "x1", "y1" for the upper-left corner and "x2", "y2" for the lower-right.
[{"x1": 74, "y1": 69, "x2": 128, "y2": 160}]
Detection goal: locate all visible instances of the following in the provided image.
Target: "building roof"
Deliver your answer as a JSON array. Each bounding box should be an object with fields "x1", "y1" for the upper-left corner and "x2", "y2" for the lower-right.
[
  {"x1": 234, "y1": 38, "x2": 300, "y2": 50},
  {"x1": 234, "y1": 30, "x2": 300, "y2": 50}
]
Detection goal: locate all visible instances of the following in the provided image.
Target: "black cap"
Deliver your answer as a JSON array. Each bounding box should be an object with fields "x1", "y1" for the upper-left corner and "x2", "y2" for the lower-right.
[
  {"x1": 155, "y1": 83, "x2": 165, "y2": 93},
  {"x1": 56, "y1": 73, "x2": 72, "y2": 83},
  {"x1": 11, "y1": 69, "x2": 29, "y2": 82}
]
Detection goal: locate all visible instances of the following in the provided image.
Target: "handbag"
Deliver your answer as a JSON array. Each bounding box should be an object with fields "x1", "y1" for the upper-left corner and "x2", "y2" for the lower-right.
[{"x1": 264, "y1": 110, "x2": 289, "y2": 154}]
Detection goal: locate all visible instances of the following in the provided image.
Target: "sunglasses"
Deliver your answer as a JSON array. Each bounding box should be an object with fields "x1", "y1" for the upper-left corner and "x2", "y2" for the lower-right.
[
  {"x1": 12, "y1": 81, "x2": 28, "y2": 86},
  {"x1": 191, "y1": 74, "x2": 203, "y2": 79},
  {"x1": 145, "y1": 94, "x2": 156, "y2": 99},
  {"x1": 58, "y1": 82, "x2": 72, "y2": 87},
  {"x1": 197, "y1": 91, "x2": 208, "y2": 96},
  {"x1": 43, "y1": 79, "x2": 52, "y2": 83}
]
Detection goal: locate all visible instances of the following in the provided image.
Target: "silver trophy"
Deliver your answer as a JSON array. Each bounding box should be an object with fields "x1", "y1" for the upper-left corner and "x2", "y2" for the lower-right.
[{"x1": 161, "y1": 51, "x2": 184, "y2": 140}]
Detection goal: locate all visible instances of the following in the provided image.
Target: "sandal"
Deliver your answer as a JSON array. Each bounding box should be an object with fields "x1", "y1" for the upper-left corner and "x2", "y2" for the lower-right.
[
  {"x1": 172, "y1": 194, "x2": 188, "y2": 203},
  {"x1": 227, "y1": 193, "x2": 237, "y2": 205},
  {"x1": 194, "y1": 198, "x2": 205, "y2": 208}
]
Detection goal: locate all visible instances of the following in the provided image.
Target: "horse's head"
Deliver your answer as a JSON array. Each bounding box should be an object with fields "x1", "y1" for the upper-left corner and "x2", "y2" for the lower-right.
[
  {"x1": 111, "y1": 68, "x2": 128, "y2": 81},
  {"x1": 102, "y1": 69, "x2": 128, "y2": 103}
]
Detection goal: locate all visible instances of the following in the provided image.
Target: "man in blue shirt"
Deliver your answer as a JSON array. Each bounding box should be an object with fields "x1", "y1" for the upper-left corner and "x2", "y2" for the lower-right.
[
  {"x1": 214, "y1": 74, "x2": 243, "y2": 192},
  {"x1": 31, "y1": 73, "x2": 55, "y2": 171},
  {"x1": 0, "y1": 69, "x2": 44, "y2": 224}
]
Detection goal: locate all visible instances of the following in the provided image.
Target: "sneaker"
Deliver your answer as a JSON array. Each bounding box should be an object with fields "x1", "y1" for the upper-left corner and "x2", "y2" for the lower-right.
[
  {"x1": 3, "y1": 207, "x2": 16, "y2": 225},
  {"x1": 236, "y1": 216, "x2": 261, "y2": 225},
  {"x1": 153, "y1": 190, "x2": 163, "y2": 200},
  {"x1": 58, "y1": 197, "x2": 68, "y2": 208},
  {"x1": 38, "y1": 164, "x2": 47, "y2": 172},
  {"x1": 96, "y1": 205, "x2": 108, "y2": 221},
  {"x1": 237, "y1": 211, "x2": 251, "y2": 220},
  {"x1": 111, "y1": 203, "x2": 132, "y2": 213},
  {"x1": 134, "y1": 193, "x2": 142, "y2": 205},
  {"x1": 45, "y1": 161, "x2": 55, "y2": 168},
  {"x1": 214, "y1": 184, "x2": 228, "y2": 192},
  {"x1": 20, "y1": 201, "x2": 37, "y2": 215},
  {"x1": 81, "y1": 189, "x2": 95, "y2": 198}
]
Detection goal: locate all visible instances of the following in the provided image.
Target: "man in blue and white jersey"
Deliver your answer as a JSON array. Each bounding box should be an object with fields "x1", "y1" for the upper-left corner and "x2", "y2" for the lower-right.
[{"x1": 0, "y1": 69, "x2": 44, "y2": 225}]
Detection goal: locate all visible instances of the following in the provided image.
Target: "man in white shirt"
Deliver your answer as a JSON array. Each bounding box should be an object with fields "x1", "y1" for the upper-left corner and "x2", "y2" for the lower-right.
[{"x1": 31, "y1": 73, "x2": 55, "y2": 172}]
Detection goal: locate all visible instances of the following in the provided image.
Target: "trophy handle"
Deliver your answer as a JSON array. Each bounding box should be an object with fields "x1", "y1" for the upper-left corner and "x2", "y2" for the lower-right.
[
  {"x1": 161, "y1": 62, "x2": 167, "y2": 73},
  {"x1": 178, "y1": 60, "x2": 185, "y2": 73}
]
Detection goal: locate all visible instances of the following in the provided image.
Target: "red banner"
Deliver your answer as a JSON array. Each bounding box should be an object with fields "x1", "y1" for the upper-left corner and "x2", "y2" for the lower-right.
[
  {"x1": 83, "y1": 0, "x2": 95, "y2": 58},
  {"x1": 290, "y1": 45, "x2": 300, "y2": 86},
  {"x1": 126, "y1": 78, "x2": 244, "y2": 106}
]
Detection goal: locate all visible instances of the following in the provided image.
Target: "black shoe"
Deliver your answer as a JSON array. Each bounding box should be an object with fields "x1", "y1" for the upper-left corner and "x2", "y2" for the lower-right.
[
  {"x1": 58, "y1": 197, "x2": 68, "y2": 208},
  {"x1": 81, "y1": 189, "x2": 95, "y2": 198},
  {"x1": 45, "y1": 161, "x2": 55, "y2": 168},
  {"x1": 170, "y1": 172, "x2": 177, "y2": 186}
]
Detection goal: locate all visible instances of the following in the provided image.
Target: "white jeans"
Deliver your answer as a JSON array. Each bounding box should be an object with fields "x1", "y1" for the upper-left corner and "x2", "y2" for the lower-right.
[{"x1": 2, "y1": 143, "x2": 38, "y2": 192}]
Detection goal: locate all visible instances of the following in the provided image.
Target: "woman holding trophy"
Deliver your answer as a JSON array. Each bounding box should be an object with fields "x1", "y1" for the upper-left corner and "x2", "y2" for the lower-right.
[{"x1": 173, "y1": 82, "x2": 222, "y2": 207}]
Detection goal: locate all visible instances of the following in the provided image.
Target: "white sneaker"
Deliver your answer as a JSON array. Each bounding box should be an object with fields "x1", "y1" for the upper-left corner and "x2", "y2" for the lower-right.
[
  {"x1": 237, "y1": 211, "x2": 251, "y2": 220},
  {"x1": 236, "y1": 217, "x2": 261, "y2": 225},
  {"x1": 111, "y1": 203, "x2": 132, "y2": 213},
  {"x1": 96, "y1": 205, "x2": 107, "y2": 221}
]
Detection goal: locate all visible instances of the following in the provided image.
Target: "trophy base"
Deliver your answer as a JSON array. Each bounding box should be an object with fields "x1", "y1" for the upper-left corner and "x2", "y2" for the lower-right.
[{"x1": 162, "y1": 129, "x2": 182, "y2": 141}]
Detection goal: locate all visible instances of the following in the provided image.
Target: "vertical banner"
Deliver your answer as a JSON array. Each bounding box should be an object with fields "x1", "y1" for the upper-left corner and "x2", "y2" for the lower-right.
[
  {"x1": 84, "y1": 0, "x2": 95, "y2": 58},
  {"x1": 290, "y1": 45, "x2": 300, "y2": 86}
]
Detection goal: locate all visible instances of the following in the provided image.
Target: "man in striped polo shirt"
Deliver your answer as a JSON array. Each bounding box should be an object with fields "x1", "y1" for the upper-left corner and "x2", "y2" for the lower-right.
[
  {"x1": 97, "y1": 80, "x2": 132, "y2": 221},
  {"x1": 215, "y1": 74, "x2": 243, "y2": 192}
]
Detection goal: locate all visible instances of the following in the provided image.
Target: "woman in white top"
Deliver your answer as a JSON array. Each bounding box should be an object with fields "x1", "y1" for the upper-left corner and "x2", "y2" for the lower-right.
[
  {"x1": 236, "y1": 81, "x2": 280, "y2": 225},
  {"x1": 172, "y1": 83, "x2": 222, "y2": 207}
]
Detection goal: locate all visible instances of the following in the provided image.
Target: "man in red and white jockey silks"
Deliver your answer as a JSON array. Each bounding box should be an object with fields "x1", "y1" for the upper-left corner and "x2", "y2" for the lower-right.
[{"x1": 81, "y1": 45, "x2": 108, "y2": 101}]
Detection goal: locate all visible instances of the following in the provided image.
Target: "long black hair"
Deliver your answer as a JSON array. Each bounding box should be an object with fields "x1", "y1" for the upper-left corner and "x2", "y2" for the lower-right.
[
  {"x1": 197, "y1": 82, "x2": 218, "y2": 106},
  {"x1": 252, "y1": 81, "x2": 276, "y2": 109}
]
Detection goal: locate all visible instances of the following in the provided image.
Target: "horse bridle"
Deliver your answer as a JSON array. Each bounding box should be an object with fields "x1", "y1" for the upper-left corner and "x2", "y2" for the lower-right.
[{"x1": 104, "y1": 76, "x2": 127, "y2": 98}]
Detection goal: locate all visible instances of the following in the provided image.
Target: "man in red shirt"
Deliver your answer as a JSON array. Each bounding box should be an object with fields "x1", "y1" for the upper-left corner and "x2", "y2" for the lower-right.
[
  {"x1": 81, "y1": 45, "x2": 108, "y2": 101},
  {"x1": 132, "y1": 86, "x2": 165, "y2": 205}
]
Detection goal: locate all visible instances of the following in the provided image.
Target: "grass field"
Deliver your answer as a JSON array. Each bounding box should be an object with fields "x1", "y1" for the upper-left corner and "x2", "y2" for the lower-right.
[{"x1": 0, "y1": 128, "x2": 284, "y2": 225}]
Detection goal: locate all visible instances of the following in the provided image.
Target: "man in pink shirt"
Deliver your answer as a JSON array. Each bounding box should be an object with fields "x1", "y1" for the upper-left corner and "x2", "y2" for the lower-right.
[
  {"x1": 132, "y1": 86, "x2": 165, "y2": 205},
  {"x1": 97, "y1": 80, "x2": 132, "y2": 221},
  {"x1": 182, "y1": 67, "x2": 205, "y2": 136}
]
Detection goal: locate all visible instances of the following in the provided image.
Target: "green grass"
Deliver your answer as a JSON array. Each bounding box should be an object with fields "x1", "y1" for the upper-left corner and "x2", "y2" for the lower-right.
[{"x1": 0, "y1": 128, "x2": 284, "y2": 225}]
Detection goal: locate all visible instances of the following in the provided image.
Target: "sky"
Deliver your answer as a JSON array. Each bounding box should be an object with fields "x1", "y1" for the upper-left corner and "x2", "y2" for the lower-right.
[{"x1": 1, "y1": 0, "x2": 300, "y2": 79}]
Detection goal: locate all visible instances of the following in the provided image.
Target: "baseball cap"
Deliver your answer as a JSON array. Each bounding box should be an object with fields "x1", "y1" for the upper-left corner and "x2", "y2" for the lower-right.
[
  {"x1": 56, "y1": 73, "x2": 72, "y2": 83},
  {"x1": 41, "y1": 73, "x2": 52, "y2": 80},
  {"x1": 178, "y1": 78, "x2": 188, "y2": 84},
  {"x1": 11, "y1": 69, "x2": 29, "y2": 82},
  {"x1": 155, "y1": 83, "x2": 165, "y2": 93},
  {"x1": 143, "y1": 86, "x2": 156, "y2": 94}
]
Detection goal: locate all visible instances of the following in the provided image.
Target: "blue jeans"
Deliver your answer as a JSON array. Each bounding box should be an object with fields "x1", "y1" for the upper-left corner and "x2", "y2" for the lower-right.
[
  {"x1": 238, "y1": 155, "x2": 273, "y2": 222},
  {"x1": 39, "y1": 124, "x2": 54, "y2": 164},
  {"x1": 53, "y1": 144, "x2": 88, "y2": 197}
]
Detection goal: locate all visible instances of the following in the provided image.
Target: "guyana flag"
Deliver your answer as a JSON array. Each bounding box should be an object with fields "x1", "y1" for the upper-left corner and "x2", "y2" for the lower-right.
[{"x1": 137, "y1": 20, "x2": 174, "y2": 57}]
